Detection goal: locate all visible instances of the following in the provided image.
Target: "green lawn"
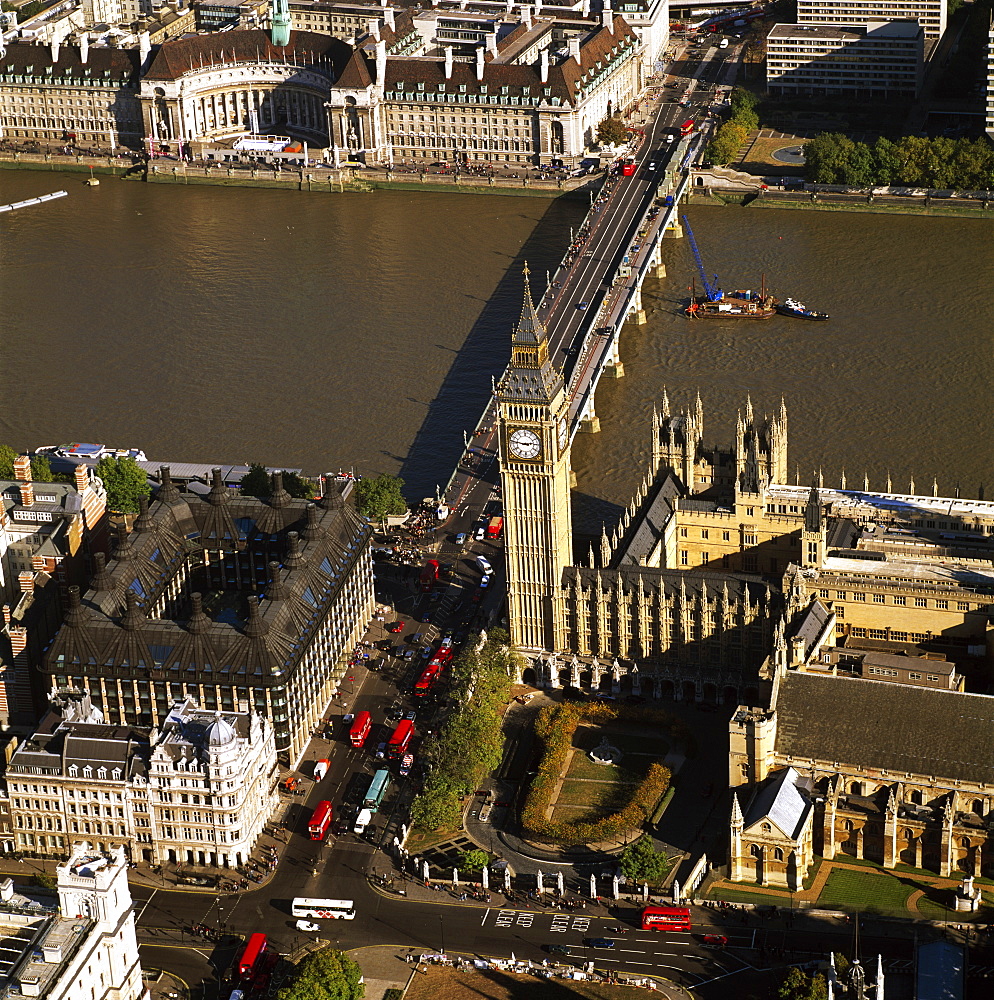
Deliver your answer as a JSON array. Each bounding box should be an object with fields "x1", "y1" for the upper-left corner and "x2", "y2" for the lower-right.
[
  {"x1": 572, "y1": 725, "x2": 669, "y2": 762},
  {"x1": 707, "y1": 885, "x2": 790, "y2": 905},
  {"x1": 554, "y1": 779, "x2": 636, "y2": 810},
  {"x1": 818, "y1": 867, "x2": 918, "y2": 914},
  {"x1": 565, "y1": 751, "x2": 643, "y2": 784}
]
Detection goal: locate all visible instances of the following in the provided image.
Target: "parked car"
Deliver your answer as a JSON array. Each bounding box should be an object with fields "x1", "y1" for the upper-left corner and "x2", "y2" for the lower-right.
[
  {"x1": 546, "y1": 944, "x2": 576, "y2": 955},
  {"x1": 476, "y1": 556, "x2": 493, "y2": 575},
  {"x1": 374, "y1": 742, "x2": 388, "y2": 760},
  {"x1": 455, "y1": 533, "x2": 467, "y2": 545},
  {"x1": 296, "y1": 920, "x2": 321, "y2": 932},
  {"x1": 387, "y1": 622, "x2": 405, "y2": 633}
]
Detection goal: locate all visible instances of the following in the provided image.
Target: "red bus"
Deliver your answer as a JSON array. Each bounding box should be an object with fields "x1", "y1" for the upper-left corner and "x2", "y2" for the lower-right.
[
  {"x1": 237, "y1": 933, "x2": 267, "y2": 981},
  {"x1": 419, "y1": 559, "x2": 440, "y2": 592},
  {"x1": 388, "y1": 719, "x2": 414, "y2": 757},
  {"x1": 349, "y1": 710, "x2": 372, "y2": 748},
  {"x1": 486, "y1": 516, "x2": 504, "y2": 539},
  {"x1": 434, "y1": 646, "x2": 454, "y2": 666},
  {"x1": 641, "y1": 905, "x2": 692, "y2": 932},
  {"x1": 308, "y1": 800, "x2": 334, "y2": 841},
  {"x1": 680, "y1": 119, "x2": 696, "y2": 136},
  {"x1": 414, "y1": 662, "x2": 442, "y2": 697},
  {"x1": 621, "y1": 158, "x2": 637, "y2": 176}
]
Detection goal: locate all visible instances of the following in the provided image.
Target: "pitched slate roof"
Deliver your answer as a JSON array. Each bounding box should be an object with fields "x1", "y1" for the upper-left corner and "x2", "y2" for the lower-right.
[
  {"x1": 743, "y1": 765, "x2": 811, "y2": 840},
  {"x1": 143, "y1": 29, "x2": 355, "y2": 82},
  {"x1": 775, "y1": 671, "x2": 994, "y2": 785},
  {"x1": 0, "y1": 41, "x2": 140, "y2": 86},
  {"x1": 45, "y1": 474, "x2": 370, "y2": 689}
]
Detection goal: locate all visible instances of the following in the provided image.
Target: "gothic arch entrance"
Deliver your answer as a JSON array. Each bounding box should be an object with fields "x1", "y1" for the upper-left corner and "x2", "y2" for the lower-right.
[
  {"x1": 598, "y1": 673, "x2": 612, "y2": 692},
  {"x1": 681, "y1": 680, "x2": 696, "y2": 703},
  {"x1": 579, "y1": 670, "x2": 593, "y2": 688},
  {"x1": 661, "y1": 678, "x2": 675, "y2": 700},
  {"x1": 702, "y1": 682, "x2": 717, "y2": 705},
  {"x1": 521, "y1": 667, "x2": 537, "y2": 686},
  {"x1": 723, "y1": 685, "x2": 738, "y2": 705}
]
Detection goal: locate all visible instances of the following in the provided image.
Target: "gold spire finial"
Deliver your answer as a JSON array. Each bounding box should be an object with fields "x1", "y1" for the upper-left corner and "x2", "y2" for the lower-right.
[{"x1": 522, "y1": 261, "x2": 530, "y2": 280}]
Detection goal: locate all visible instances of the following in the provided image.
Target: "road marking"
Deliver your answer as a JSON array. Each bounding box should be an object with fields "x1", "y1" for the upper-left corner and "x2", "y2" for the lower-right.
[
  {"x1": 515, "y1": 912, "x2": 533, "y2": 927},
  {"x1": 495, "y1": 910, "x2": 515, "y2": 927},
  {"x1": 634, "y1": 938, "x2": 656, "y2": 943},
  {"x1": 624, "y1": 962, "x2": 655, "y2": 967},
  {"x1": 480, "y1": 908, "x2": 491, "y2": 926},
  {"x1": 550, "y1": 915, "x2": 570, "y2": 933},
  {"x1": 618, "y1": 948, "x2": 645, "y2": 953},
  {"x1": 572, "y1": 917, "x2": 590, "y2": 932}
]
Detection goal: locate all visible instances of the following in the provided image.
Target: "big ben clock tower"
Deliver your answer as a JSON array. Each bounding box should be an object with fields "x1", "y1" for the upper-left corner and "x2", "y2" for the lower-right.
[{"x1": 496, "y1": 265, "x2": 573, "y2": 654}]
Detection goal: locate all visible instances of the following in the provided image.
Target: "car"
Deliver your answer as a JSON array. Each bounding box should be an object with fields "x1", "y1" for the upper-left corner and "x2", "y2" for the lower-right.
[
  {"x1": 403, "y1": 650, "x2": 415, "y2": 661},
  {"x1": 421, "y1": 612, "x2": 432, "y2": 623},
  {"x1": 455, "y1": 532, "x2": 467, "y2": 545},
  {"x1": 475, "y1": 526, "x2": 486, "y2": 541},
  {"x1": 576, "y1": 301, "x2": 588, "y2": 310},
  {"x1": 374, "y1": 742, "x2": 388, "y2": 760},
  {"x1": 387, "y1": 705, "x2": 404, "y2": 722},
  {"x1": 476, "y1": 555, "x2": 493, "y2": 575},
  {"x1": 546, "y1": 944, "x2": 576, "y2": 956},
  {"x1": 479, "y1": 575, "x2": 491, "y2": 589},
  {"x1": 387, "y1": 622, "x2": 405, "y2": 633},
  {"x1": 404, "y1": 709, "x2": 417, "y2": 721},
  {"x1": 378, "y1": 640, "x2": 394, "y2": 652},
  {"x1": 399, "y1": 753, "x2": 414, "y2": 777},
  {"x1": 701, "y1": 934, "x2": 727, "y2": 948},
  {"x1": 296, "y1": 920, "x2": 321, "y2": 932},
  {"x1": 410, "y1": 633, "x2": 425, "y2": 645},
  {"x1": 585, "y1": 938, "x2": 615, "y2": 949},
  {"x1": 177, "y1": 874, "x2": 215, "y2": 887}
]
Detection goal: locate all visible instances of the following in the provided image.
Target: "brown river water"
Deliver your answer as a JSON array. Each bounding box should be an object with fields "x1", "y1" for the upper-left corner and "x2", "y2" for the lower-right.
[{"x1": 1, "y1": 171, "x2": 991, "y2": 527}]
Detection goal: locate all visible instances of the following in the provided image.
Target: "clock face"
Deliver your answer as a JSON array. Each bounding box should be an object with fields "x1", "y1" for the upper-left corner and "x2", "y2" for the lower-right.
[
  {"x1": 509, "y1": 428, "x2": 541, "y2": 460},
  {"x1": 558, "y1": 416, "x2": 568, "y2": 451}
]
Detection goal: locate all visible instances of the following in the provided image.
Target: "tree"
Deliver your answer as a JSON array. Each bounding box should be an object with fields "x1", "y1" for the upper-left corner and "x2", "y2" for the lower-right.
[
  {"x1": 705, "y1": 121, "x2": 746, "y2": 166},
  {"x1": 457, "y1": 848, "x2": 491, "y2": 871},
  {"x1": 282, "y1": 471, "x2": 317, "y2": 498},
  {"x1": 871, "y1": 137, "x2": 902, "y2": 186},
  {"x1": 778, "y1": 966, "x2": 827, "y2": 1000},
  {"x1": 597, "y1": 115, "x2": 630, "y2": 148},
  {"x1": 30, "y1": 455, "x2": 55, "y2": 482},
  {"x1": 803, "y1": 133, "x2": 856, "y2": 184},
  {"x1": 94, "y1": 455, "x2": 150, "y2": 513},
  {"x1": 277, "y1": 947, "x2": 364, "y2": 1000},
  {"x1": 240, "y1": 463, "x2": 272, "y2": 498},
  {"x1": 618, "y1": 835, "x2": 672, "y2": 885},
  {"x1": 0, "y1": 444, "x2": 17, "y2": 480},
  {"x1": 354, "y1": 474, "x2": 407, "y2": 522},
  {"x1": 33, "y1": 873, "x2": 57, "y2": 890}
]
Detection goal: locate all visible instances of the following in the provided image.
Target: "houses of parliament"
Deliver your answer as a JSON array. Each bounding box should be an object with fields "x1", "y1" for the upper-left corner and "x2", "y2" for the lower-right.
[{"x1": 496, "y1": 276, "x2": 994, "y2": 888}]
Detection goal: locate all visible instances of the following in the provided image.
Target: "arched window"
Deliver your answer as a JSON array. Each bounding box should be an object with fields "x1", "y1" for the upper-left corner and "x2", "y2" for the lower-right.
[
  {"x1": 850, "y1": 781, "x2": 862, "y2": 795},
  {"x1": 750, "y1": 844, "x2": 762, "y2": 857},
  {"x1": 774, "y1": 848, "x2": 784, "y2": 862},
  {"x1": 972, "y1": 799, "x2": 984, "y2": 816},
  {"x1": 761, "y1": 822, "x2": 771, "y2": 833},
  {"x1": 911, "y1": 790, "x2": 923, "y2": 805},
  {"x1": 903, "y1": 828, "x2": 914, "y2": 840},
  {"x1": 961, "y1": 837, "x2": 971, "y2": 848},
  {"x1": 844, "y1": 820, "x2": 854, "y2": 832}
]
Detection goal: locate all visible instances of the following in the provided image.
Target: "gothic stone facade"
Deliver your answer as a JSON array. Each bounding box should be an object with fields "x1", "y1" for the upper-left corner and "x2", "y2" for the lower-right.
[{"x1": 729, "y1": 671, "x2": 994, "y2": 883}]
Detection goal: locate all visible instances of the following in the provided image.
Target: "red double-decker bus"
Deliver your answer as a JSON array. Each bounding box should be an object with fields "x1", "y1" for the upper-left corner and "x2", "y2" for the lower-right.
[
  {"x1": 414, "y1": 662, "x2": 441, "y2": 697},
  {"x1": 641, "y1": 905, "x2": 692, "y2": 932},
  {"x1": 237, "y1": 933, "x2": 268, "y2": 982},
  {"x1": 419, "y1": 559, "x2": 440, "y2": 593},
  {"x1": 621, "y1": 158, "x2": 637, "y2": 176},
  {"x1": 349, "y1": 711, "x2": 372, "y2": 748},
  {"x1": 388, "y1": 719, "x2": 414, "y2": 757},
  {"x1": 681, "y1": 119, "x2": 696, "y2": 136},
  {"x1": 308, "y1": 801, "x2": 334, "y2": 841}
]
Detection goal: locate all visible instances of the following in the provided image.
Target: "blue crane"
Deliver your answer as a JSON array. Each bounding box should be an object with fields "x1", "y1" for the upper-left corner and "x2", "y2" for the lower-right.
[{"x1": 681, "y1": 215, "x2": 722, "y2": 302}]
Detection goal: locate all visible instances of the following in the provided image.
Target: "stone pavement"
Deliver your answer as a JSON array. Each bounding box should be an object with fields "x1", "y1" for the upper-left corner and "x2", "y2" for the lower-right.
[{"x1": 347, "y1": 945, "x2": 415, "y2": 1000}]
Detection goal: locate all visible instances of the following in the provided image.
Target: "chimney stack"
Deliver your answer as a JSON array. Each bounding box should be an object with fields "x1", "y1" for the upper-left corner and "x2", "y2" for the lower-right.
[
  {"x1": 568, "y1": 36, "x2": 581, "y2": 62},
  {"x1": 18, "y1": 572, "x2": 34, "y2": 594},
  {"x1": 383, "y1": 6, "x2": 394, "y2": 28},
  {"x1": 74, "y1": 465, "x2": 89, "y2": 492},
  {"x1": 521, "y1": 4, "x2": 533, "y2": 30},
  {"x1": 539, "y1": 47, "x2": 549, "y2": 83},
  {"x1": 13, "y1": 455, "x2": 31, "y2": 482},
  {"x1": 50, "y1": 39, "x2": 60, "y2": 63},
  {"x1": 139, "y1": 30, "x2": 151, "y2": 67},
  {"x1": 376, "y1": 38, "x2": 386, "y2": 82},
  {"x1": 368, "y1": 18, "x2": 380, "y2": 41},
  {"x1": 444, "y1": 45, "x2": 453, "y2": 79},
  {"x1": 476, "y1": 45, "x2": 485, "y2": 81},
  {"x1": 79, "y1": 33, "x2": 89, "y2": 64},
  {"x1": 487, "y1": 32, "x2": 498, "y2": 55},
  {"x1": 602, "y1": 2, "x2": 613, "y2": 29}
]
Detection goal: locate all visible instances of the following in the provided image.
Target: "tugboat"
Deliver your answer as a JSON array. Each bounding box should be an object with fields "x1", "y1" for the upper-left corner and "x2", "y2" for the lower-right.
[
  {"x1": 777, "y1": 297, "x2": 829, "y2": 321},
  {"x1": 682, "y1": 216, "x2": 778, "y2": 320}
]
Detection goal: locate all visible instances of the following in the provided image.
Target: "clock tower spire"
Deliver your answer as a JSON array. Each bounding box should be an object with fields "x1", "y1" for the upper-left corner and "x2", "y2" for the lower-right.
[{"x1": 497, "y1": 264, "x2": 573, "y2": 654}]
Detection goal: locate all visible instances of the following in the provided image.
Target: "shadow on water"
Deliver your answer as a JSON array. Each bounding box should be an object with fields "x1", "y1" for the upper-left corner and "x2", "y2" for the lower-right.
[{"x1": 397, "y1": 197, "x2": 585, "y2": 497}]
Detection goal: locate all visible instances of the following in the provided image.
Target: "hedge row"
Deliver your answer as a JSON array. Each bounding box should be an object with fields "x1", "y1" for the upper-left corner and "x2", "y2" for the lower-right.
[{"x1": 520, "y1": 702, "x2": 675, "y2": 846}]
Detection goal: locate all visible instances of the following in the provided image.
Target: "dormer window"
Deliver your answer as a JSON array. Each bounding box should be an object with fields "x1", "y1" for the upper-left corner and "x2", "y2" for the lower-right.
[
  {"x1": 501, "y1": 85, "x2": 509, "y2": 94},
  {"x1": 68, "y1": 764, "x2": 78, "y2": 778},
  {"x1": 417, "y1": 82, "x2": 425, "y2": 91},
  {"x1": 480, "y1": 85, "x2": 488, "y2": 94},
  {"x1": 97, "y1": 767, "x2": 107, "y2": 780},
  {"x1": 112, "y1": 768, "x2": 122, "y2": 779},
  {"x1": 543, "y1": 88, "x2": 551, "y2": 97},
  {"x1": 83, "y1": 766, "x2": 93, "y2": 779},
  {"x1": 438, "y1": 83, "x2": 445, "y2": 91},
  {"x1": 459, "y1": 84, "x2": 467, "y2": 93}
]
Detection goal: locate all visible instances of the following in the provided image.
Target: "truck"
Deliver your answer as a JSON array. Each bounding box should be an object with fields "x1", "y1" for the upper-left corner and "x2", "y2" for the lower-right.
[
  {"x1": 419, "y1": 559, "x2": 440, "y2": 593},
  {"x1": 363, "y1": 768, "x2": 391, "y2": 809},
  {"x1": 313, "y1": 759, "x2": 330, "y2": 781},
  {"x1": 486, "y1": 516, "x2": 504, "y2": 539},
  {"x1": 308, "y1": 801, "x2": 334, "y2": 841},
  {"x1": 353, "y1": 807, "x2": 374, "y2": 834}
]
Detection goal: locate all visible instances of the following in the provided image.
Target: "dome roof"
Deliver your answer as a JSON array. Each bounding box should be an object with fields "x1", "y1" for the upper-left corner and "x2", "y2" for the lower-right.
[{"x1": 205, "y1": 715, "x2": 236, "y2": 747}]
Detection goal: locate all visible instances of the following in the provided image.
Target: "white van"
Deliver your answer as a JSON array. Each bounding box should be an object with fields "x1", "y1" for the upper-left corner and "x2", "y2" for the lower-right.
[
  {"x1": 718, "y1": 37, "x2": 729, "y2": 49},
  {"x1": 476, "y1": 555, "x2": 494, "y2": 575}
]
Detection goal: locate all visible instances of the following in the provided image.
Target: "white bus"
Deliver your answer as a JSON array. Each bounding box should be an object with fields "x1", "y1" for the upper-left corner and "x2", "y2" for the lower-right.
[{"x1": 291, "y1": 897, "x2": 356, "y2": 920}]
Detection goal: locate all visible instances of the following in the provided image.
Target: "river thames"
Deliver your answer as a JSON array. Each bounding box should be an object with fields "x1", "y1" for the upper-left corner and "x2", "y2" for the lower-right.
[{"x1": 1, "y1": 170, "x2": 991, "y2": 521}]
